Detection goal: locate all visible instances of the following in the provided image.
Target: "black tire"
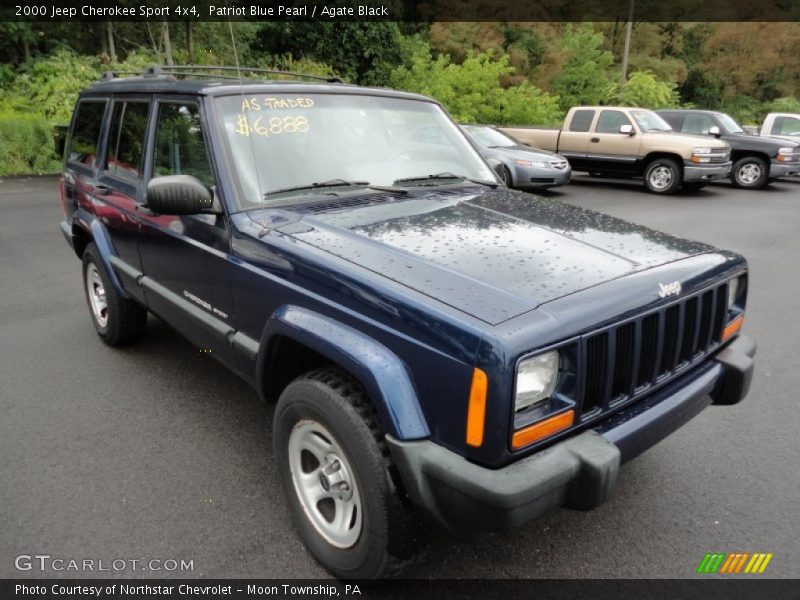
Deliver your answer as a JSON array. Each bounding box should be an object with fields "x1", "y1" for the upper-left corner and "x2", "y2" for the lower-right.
[
  {"x1": 273, "y1": 367, "x2": 422, "y2": 579},
  {"x1": 731, "y1": 156, "x2": 769, "y2": 189},
  {"x1": 682, "y1": 182, "x2": 707, "y2": 192},
  {"x1": 501, "y1": 165, "x2": 513, "y2": 186},
  {"x1": 82, "y1": 243, "x2": 147, "y2": 346},
  {"x1": 644, "y1": 158, "x2": 682, "y2": 194}
]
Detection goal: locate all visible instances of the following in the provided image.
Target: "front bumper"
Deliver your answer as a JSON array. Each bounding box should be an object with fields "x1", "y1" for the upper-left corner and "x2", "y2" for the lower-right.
[
  {"x1": 513, "y1": 165, "x2": 572, "y2": 189},
  {"x1": 769, "y1": 160, "x2": 800, "y2": 179},
  {"x1": 683, "y1": 161, "x2": 732, "y2": 182},
  {"x1": 388, "y1": 334, "x2": 756, "y2": 537}
]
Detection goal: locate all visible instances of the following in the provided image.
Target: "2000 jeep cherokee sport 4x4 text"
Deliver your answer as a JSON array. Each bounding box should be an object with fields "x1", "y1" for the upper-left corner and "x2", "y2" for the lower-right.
[{"x1": 58, "y1": 67, "x2": 756, "y2": 579}]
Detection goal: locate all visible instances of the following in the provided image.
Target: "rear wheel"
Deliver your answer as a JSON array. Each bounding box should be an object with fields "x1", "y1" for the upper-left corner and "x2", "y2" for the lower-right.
[
  {"x1": 82, "y1": 243, "x2": 147, "y2": 346},
  {"x1": 731, "y1": 156, "x2": 768, "y2": 189},
  {"x1": 273, "y1": 368, "x2": 422, "y2": 578},
  {"x1": 644, "y1": 158, "x2": 682, "y2": 194}
]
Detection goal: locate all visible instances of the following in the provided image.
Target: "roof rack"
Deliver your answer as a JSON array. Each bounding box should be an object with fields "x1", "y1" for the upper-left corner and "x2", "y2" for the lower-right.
[{"x1": 99, "y1": 65, "x2": 343, "y2": 84}]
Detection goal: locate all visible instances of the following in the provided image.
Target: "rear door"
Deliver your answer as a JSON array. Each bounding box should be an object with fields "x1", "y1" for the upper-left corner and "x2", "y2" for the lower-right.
[
  {"x1": 557, "y1": 109, "x2": 594, "y2": 169},
  {"x1": 94, "y1": 96, "x2": 152, "y2": 303},
  {"x1": 63, "y1": 98, "x2": 109, "y2": 240},
  {"x1": 586, "y1": 109, "x2": 642, "y2": 175},
  {"x1": 136, "y1": 96, "x2": 238, "y2": 369}
]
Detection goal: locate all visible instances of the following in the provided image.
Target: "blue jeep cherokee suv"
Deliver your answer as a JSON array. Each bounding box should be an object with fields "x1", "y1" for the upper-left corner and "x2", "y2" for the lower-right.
[{"x1": 58, "y1": 66, "x2": 756, "y2": 578}]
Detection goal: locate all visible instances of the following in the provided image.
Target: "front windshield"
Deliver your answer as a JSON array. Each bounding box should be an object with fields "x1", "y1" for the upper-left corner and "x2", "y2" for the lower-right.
[
  {"x1": 463, "y1": 126, "x2": 517, "y2": 148},
  {"x1": 216, "y1": 93, "x2": 496, "y2": 208},
  {"x1": 630, "y1": 110, "x2": 673, "y2": 132},
  {"x1": 717, "y1": 113, "x2": 744, "y2": 134}
]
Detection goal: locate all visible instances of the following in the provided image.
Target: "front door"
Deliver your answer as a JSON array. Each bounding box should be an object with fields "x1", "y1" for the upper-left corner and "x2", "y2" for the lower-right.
[
  {"x1": 587, "y1": 109, "x2": 641, "y2": 175},
  {"x1": 136, "y1": 97, "x2": 238, "y2": 369}
]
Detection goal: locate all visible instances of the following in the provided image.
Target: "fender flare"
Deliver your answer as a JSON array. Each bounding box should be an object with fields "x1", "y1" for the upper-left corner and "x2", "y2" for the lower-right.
[
  {"x1": 80, "y1": 211, "x2": 129, "y2": 300},
  {"x1": 255, "y1": 305, "x2": 430, "y2": 441}
]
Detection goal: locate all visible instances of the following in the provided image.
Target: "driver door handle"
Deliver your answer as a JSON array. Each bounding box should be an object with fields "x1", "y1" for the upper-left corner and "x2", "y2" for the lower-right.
[
  {"x1": 590, "y1": 137, "x2": 600, "y2": 143},
  {"x1": 93, "y1": 184, "x2": 111, "y2": 195}
]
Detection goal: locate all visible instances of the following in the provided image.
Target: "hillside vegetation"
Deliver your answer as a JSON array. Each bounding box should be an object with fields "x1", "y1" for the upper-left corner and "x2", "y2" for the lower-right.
[{"x1": 2, "y1": 21, "x2": 799, "y2": 175}]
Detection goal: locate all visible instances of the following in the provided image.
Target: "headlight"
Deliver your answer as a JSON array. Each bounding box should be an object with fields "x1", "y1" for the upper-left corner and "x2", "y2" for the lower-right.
[
  {"x1": 778, "y1": 148, "x2": 797, "y2": 161},
  {"x1": 727, "y1": 277, "x2": 739, "y2": 310},
  {"x1": 778, "y1": 147, "x2": 794, "y2": 154},
  {"x1": 514, "y1": 159, "x2": 548, "y2": 168},
  {"x1": 515, "y1": 351, "x2": 559, "y2": 412},
  {"x1": 692, "y1": 147, "x2": 713, "y2": 154},
  {"x1": 691, "y1": 147, "x2": 715, "y2": 163}
]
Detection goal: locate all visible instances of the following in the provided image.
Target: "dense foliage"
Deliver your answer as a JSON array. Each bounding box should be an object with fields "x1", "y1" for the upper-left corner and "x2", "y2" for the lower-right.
[{"x1": 1, "y1": 21, "x2": 799, "y2": 175}]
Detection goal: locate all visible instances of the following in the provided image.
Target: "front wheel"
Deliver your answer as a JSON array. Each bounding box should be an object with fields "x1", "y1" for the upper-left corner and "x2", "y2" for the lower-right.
[
  {"x1": 731, "y1": 156, "x2": 768, "y2": 189},
  {"x1": 501, "y1": 165, "x2": 513, "y2": 186},
  {"x1": 273, "y1": 368, "x2": 422, "y2": 578},
  {"x1": 644, "y1": 158, "x2": 682, "y2": 194}
]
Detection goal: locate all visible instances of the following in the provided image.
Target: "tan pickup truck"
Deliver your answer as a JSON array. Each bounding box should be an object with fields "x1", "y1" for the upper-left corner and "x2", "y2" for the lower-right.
[{"x1": 501, "y1": 106, "x2": 732, "y2": 193}]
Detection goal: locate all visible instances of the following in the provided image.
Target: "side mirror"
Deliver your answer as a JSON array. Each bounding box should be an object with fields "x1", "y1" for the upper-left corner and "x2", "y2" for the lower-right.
[
  {"x1": 619, "y1": 124, "x2": 635, "y2": 136},
  {"x1": 486, "y1": 158, "x2": 506, "y2": 183},
  {"x1": 146, "y1": 175, "x2": 215, "y2": 215},
  {"x1": 708, "y1": 126, "x2": 722, "y2": 138}
]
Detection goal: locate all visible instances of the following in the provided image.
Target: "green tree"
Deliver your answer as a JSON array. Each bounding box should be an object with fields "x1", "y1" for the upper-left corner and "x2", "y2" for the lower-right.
[
  {"x1": 551, "y1": 24, "x2": 614, "y2": 110},
  {"x1": 603, "y1": 71, "x2": 679, "y2": 108},
  {"x1": 253, "y1": 21, "x2": 405, "y2": 86},
  {"x1": 390, "y1": 42, "x2": 562, "y2": 125}
]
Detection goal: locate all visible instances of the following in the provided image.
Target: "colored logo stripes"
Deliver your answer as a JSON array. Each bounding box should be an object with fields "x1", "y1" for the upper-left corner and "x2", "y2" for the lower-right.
[{"x1": 696, "y1": 552, "x2": 773, "y2": 574}]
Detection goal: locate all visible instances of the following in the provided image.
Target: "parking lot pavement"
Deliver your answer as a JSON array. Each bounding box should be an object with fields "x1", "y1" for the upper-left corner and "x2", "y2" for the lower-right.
[{"x1": 1, "y1": 175, "x2": 799, "y2": 578}]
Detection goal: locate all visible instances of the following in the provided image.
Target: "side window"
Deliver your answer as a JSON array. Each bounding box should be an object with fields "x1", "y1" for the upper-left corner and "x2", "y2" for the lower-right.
[
  {"x1": 772, "y1": 116, "x2": 800, "y2": 136},
  {"x1": 595, "y1": 110, "x2": 632, "y2": 134},
  {"x1": 681, "y1": 114, "x2": 716, "y2": 135},
  {"x1": 569, "y1": 110, "x2": 595, "y2": 133},
  {"x1": 153, "y1": 103, "x2": 214, "y2": 187},
  {"x1": 105, "y1": 102, "x2": 150, "y2": 181},
  {"x1": 67, "y1": 100, "x2": 107, "y2": 167}
]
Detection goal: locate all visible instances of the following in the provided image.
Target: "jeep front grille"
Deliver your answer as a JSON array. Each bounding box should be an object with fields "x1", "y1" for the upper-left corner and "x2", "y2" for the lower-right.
[{"x1": 576, "y1": 281, "x2": 729, "y2": 418}]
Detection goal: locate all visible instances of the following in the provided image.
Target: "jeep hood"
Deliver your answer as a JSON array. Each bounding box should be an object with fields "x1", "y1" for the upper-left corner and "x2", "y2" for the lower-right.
[{"x1": 251, "y1": 188, "x2": 715, "y2": 325}]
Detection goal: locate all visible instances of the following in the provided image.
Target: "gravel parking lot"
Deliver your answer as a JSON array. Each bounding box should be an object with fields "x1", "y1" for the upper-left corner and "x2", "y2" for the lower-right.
[{"x1": 1, "y1": 175, "x2": 798, "y2": 579}]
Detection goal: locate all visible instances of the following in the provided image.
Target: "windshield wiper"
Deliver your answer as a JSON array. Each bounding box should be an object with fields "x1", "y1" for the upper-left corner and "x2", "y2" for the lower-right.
[
  {"x1": 263, "y1": 179, "x2": 369, "y2": 198},
  {"x1": 393, "y1": 172, "x2": 498, "y2": 188}
]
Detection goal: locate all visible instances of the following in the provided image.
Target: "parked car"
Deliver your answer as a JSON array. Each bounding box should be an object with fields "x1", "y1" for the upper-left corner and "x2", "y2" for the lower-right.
[
  {"x1": 657, "y1": 109, "x2": 800, "y2": 188},
  {"x1": 501, "y1": 106, "x2": 732, "y2": 194},
  {"x1": 59, "y1": 66, "x2": 755, "y2": 579},
  {"x1": 759, "y1": 112, "x2": 800, "y2": 143},
  {"x1": 460, "y1": 124, "x2": 571, "y2": 190}
]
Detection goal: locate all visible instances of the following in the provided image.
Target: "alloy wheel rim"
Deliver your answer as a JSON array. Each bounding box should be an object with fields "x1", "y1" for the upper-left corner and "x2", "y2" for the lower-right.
[
  {"x1": 86, "y1": 264, "x2": 108, "y2": 328},
  {"x1": 288, "y1": 419, "x2": 363, "y2": 548},
  {"x1": 649, "y1": 166, "x2": 673, "y2": 190},
  {"x1": 738, "y1": 163, "x2": 762, "y2": 184}
]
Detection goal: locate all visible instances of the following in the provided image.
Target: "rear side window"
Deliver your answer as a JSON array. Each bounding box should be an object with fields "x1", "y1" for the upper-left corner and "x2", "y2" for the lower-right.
[
  {"x1": 681, "y1": 114, "x2": 716, "y2": 135},
  {"x1": 105, "y1": 102, "x2": 150, "y2": 181},
  {"x1": 595, "y1": 110, "x2": 632, "y2": 134},
  {"x1": 153, "y1": 103, "x2": 214, "y2": 187},
  {"x1": 67, "y1": 100, "x2": 107, "y2": 167},
  {"x1": 569, "y1": 110, "x2": 595, "y2": 133}
]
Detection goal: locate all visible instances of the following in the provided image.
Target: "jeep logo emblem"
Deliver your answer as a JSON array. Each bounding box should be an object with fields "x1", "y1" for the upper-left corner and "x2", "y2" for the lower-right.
[{"x1": 658, "y1": 281, "x2": 682, "y2": 298}]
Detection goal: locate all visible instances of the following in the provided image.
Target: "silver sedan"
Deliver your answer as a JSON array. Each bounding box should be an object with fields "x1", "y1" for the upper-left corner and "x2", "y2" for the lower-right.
[{"x1": 462, "y1": 124, "x2": 571, "y2": 190}]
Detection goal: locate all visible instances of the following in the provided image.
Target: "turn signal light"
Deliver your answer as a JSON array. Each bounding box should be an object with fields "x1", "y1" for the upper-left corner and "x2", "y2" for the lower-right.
[
  {"x1": 466, "y1": 368, "x2": 488, "y2": 448},
  {"x1": 722, "y1": 315, "x2": 744, "y2": 342},
  {"x1": 512, "y1": 410, "x2": 574, "y2": 450}
]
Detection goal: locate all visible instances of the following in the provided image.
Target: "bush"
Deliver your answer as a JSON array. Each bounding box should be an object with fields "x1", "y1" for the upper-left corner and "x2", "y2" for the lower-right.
[
  {"x1": 390, "y1": 42, "x2": 563, "y2": 126},
  {"x1": 0, "y1": 112, "x2": 61, "y2": 176},
  {"x1": 551, "y1": 24, "x2": 614, "y2": 111}
]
